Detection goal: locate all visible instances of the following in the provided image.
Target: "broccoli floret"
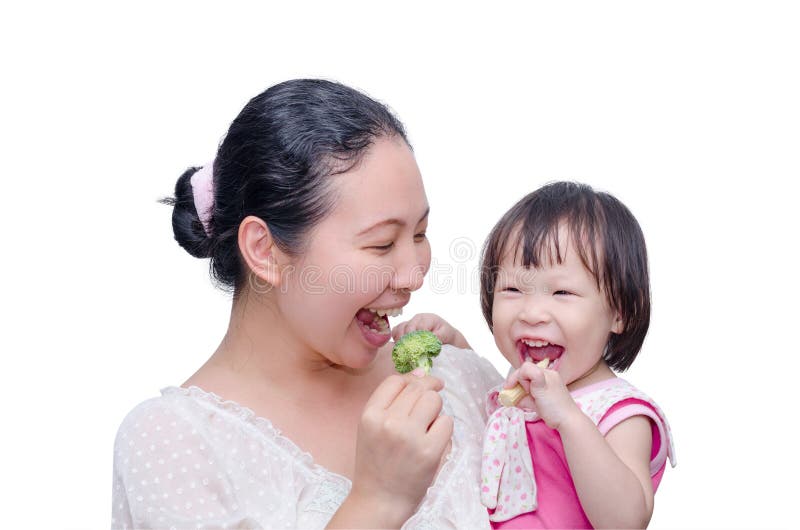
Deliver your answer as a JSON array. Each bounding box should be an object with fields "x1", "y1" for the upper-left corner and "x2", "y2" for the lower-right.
[{"x1": 392, "y1": 330, "x2": 442, "y2": 374}]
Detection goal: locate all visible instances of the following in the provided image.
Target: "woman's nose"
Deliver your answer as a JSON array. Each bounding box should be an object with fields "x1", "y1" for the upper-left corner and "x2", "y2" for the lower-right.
[{"x1": 390, "y1": 243, "x2": 428, "y2": 292}]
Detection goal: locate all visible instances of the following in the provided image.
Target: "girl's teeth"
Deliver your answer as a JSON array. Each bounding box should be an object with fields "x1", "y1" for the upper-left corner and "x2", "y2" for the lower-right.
[{"x1": 523, "y1": 339, "x2": 550, "y2": 348}]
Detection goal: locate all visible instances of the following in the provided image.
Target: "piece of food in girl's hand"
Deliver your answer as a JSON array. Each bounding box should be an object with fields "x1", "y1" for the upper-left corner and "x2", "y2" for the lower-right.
[
  {"x1": 498, "y1": 358, "x2": 550, "y2": 407},
  {"x1": 392, "y1": 330, "x2": 442, "y2": 374}
]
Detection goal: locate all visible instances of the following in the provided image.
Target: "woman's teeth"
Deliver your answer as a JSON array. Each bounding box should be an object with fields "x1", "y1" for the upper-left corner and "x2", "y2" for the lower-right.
[
  {"x1": 373, "y1": 318, "x2": 390, "y2": 334},
  {"x1": 360, "y1": 307, "x2": 398, "y2": 335},
  {"x1": 367, "y1": 307, "x2": 404, "y2": 318}
]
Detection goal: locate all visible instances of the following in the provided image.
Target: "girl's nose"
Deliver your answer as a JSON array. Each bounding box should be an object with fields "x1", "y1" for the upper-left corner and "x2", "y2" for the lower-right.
[{"x1": 517, "y1": 297, "x2": 552, "y2": 326}]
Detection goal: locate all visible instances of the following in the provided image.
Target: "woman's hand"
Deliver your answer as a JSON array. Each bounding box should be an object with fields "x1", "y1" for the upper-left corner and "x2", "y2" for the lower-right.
[
  {"x1": 505, "y1": 361, "x2": 583, "y2": 430},
  {"x1": 328, "y1": 372, "x2": 454, "y2": 528},
  {"x1": 391, "y1": 313, "x2": 471, "y2": 350}
]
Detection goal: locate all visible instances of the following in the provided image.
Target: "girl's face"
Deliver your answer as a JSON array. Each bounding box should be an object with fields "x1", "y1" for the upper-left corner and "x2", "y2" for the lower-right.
[
  {"x1": 276, "y1": 136, "x2": 431, "y2": 369},
  {"x1": 491, "y1": 226, "x2": 623, "y2": 390}
]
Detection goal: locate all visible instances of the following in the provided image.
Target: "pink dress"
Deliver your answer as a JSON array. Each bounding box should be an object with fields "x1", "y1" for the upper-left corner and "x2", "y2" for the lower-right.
[{"x1": 480, "y1": 377, "x2": 676, "y2": 529}]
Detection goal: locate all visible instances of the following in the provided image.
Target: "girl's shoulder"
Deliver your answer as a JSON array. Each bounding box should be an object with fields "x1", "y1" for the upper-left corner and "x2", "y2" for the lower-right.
[
  {"x1": 571, "y1": 378, "x2": 665, "y2": 424},
  {"x1": 573, "y1": 377, "x2": 677, "y2": 472}
]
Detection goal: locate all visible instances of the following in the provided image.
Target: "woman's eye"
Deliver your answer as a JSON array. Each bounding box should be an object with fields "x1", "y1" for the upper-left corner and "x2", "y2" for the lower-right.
[
  {"x1": 503, "y1": 287, "x2": 521, "y2": 293},
  {"x1": 371, "y1": 243, "x2": 394, "y2": 251},
  {"x1": 414, "y1": 232, "x2": 427, "y2": 241},
  {"x1": 554, "y1": 290, "x2": 572, "y2": 296}
]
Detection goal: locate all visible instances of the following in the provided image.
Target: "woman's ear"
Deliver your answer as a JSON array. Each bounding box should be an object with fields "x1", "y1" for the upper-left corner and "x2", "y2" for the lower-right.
[
  {"x1": 238, "y1": 215, "x2": 287, "y2": 288},
  {"x1": 611, "y1": 312, "x2": 624, "y2": 334}
]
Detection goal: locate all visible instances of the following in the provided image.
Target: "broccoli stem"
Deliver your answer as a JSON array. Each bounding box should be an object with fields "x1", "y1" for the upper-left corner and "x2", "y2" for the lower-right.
[{"x1": 415, "y1": 356, "x2": 433, "y2": 374}]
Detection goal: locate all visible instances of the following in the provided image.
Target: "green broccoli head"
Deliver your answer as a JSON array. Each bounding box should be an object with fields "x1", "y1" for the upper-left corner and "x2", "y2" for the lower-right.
[{"x1": 392, "y1": 330, "x2": 442, "y2": 374}]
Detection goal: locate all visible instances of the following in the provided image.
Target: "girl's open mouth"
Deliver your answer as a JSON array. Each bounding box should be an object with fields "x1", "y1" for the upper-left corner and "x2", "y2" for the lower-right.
[{"x1": 517, "y1": 339, "x2": 565, "y2": 369}]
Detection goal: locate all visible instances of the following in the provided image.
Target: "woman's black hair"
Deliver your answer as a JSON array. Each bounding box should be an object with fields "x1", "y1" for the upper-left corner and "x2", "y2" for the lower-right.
[
  {"x1": 159, "y1": 79, "x2": 409, "y2": 297},
  {"x1": 479, "y1": 182, "x2": 650, "y2": 371}
]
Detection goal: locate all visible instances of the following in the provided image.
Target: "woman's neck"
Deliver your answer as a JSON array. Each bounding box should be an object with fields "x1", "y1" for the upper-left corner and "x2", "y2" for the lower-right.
[{"x1": 187, "y1": 291, "x2": 384, "y2": 406}]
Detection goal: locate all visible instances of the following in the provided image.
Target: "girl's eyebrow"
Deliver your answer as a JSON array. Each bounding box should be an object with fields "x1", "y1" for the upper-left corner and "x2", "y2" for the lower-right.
[{"x1": 356, "y1": 207, "x2": 430, "y2": 236}]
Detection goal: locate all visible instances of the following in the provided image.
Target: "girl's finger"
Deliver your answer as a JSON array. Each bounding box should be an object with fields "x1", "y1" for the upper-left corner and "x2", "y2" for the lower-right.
[
  {"x1": 516, "y1": 362, "x2": 544, "y2": 390},
  {"x1": 523, "y1": 364, "x2": 547, "y2": 391},
  {"x1": 504, "y1": 369, "x2": 520, "y2": 389},
  {"x1": 391, "y1": 323, "x2": 406, "y2": 341}
]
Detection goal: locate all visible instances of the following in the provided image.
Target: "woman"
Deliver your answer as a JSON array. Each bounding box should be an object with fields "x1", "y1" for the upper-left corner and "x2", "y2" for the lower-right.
[{"x1": 111, "y1": 79, "x2": 502, "y2": 529}]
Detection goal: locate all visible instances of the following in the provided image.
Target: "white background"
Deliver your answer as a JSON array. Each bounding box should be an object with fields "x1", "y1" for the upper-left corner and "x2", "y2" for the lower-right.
[{"x1": 2, "y1": 1, "x2": 798, "y2": 528}]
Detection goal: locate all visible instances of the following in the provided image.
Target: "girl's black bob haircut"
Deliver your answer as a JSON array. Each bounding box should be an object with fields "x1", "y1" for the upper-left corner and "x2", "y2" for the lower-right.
[{"x1": 479, "y1": 181, "x2": 650, "y2": 372}]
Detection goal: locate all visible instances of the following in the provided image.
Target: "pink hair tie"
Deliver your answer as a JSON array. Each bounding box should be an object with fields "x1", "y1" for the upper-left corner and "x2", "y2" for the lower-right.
[{"x1": 190, "y1": 161, "x2": 215, "y2": 236}]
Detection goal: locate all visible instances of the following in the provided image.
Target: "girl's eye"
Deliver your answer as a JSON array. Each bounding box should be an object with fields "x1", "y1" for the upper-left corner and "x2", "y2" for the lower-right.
[
  {"x1": 414, "y1": 232, "x2": 427, "y2": 241},
  {"x1": 554, "y1": 290, "x2": 573, "y2": 296},
  {"x1": 503, "y1": 287, "x2": 521, "y2": 293},
  {"x1": 371, "y1": 243, "x2": 394, "y2": 251}
]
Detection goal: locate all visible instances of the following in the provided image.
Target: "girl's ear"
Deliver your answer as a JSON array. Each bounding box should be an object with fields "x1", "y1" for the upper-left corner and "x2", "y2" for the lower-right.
[
  {"x1": 611, "y1": 312, "x2": 624, "y2": 334},
  {"x1": 238, "y1": 215, "x2": 288, "y2": 288}
]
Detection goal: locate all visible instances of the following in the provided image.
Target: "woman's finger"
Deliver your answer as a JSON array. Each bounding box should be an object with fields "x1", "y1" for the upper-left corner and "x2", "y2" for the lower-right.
[
  {"x1": 390, "y1": 375, "x2": 444, "y2": 417},
  {"x1": 408, "y1": 389, "x2": 444, "y2": 427},
  {"x1": 364, "y1": 374, "x2": 410, "y2": 410},
  {"x1": 424, "y1": 414, "x2": 455, "y2": 459}
]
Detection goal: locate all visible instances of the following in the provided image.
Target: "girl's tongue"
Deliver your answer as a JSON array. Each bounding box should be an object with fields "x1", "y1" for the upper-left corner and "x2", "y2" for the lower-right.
[{"x1": 519, "y1": 342, "x2": 565, "y2": 364}]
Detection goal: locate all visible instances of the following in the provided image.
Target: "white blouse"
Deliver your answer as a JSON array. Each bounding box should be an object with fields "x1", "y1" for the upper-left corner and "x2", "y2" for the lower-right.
[{"x1": 111, "y1": 345, "x2": 503, "y2": 529}]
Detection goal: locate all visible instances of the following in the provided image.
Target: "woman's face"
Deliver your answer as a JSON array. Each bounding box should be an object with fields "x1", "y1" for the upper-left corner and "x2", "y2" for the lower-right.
[{"x1": 276, "y1": 136, "x2": 431, "y2": 369}]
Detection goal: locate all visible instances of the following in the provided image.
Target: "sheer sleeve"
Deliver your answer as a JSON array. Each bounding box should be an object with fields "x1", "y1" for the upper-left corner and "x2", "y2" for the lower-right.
[
  {"x1": 111, "y1": 397, "x2": 263, "y2": 529},
  {"x1": 434, "y1": 345, "x2": 504, "y2": 430}
]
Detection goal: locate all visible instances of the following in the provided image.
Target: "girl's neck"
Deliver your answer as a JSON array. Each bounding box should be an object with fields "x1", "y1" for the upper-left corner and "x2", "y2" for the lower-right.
[{"x1": 566, "y1": 359, "x2": 616, "y2": 392}]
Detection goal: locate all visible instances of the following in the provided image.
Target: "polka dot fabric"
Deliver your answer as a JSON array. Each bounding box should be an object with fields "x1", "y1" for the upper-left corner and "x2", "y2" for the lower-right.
[{"x1": 110, "y1": 345, "x2": 503, "y2": 529}]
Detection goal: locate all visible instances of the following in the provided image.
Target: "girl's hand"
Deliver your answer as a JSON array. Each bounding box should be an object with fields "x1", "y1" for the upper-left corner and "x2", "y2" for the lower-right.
[
  {"x1": 391, "y1": 312, "x2": 471, "y2": 349},
  {"x1": 505, "y1": 362, "x2": 583, "y2": 430},
  {"x1": 338, "y1": 371, "x2": 454, "y2": 527}
]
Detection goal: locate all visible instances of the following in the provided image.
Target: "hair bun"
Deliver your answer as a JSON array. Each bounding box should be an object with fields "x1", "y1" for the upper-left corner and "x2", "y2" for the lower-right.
[{"x1": 160, "y1": 166, "x2": 214, "y2": 259}]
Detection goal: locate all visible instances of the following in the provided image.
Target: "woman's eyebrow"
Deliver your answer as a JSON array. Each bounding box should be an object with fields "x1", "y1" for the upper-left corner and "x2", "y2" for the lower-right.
[{"x1": 357, "y1": 207, "x2": 430, "y2": 236}]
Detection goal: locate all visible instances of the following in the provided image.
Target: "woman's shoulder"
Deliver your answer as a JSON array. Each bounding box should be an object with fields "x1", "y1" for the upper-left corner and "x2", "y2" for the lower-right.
[
  {"x1": 113, "y1": 390, "x2": 172, "y2": 437},
  {"x1": 430, "y1": 345, "x2": 503, "y2": 425},
  {"x1": 113, "y1": 388, "x2": 196, "y2": 452},
  {"x1": 112, "y1": 386, "x2": 243, "y2": 456}
]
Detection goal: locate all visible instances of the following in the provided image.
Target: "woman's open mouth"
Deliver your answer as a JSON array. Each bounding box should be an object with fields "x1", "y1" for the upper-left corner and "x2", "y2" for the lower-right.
[
  {"x1": 355, "y1": 307, "x2": 403, "y2": 347},
  {"x1": 517, "y1": 339, "x2": 565, "y2": 369}
]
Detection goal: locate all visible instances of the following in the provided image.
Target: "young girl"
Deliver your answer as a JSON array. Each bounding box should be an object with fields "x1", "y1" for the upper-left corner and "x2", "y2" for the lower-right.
[{"x1": 394, "y1": 181, "x2": 676, "y2": 528}]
